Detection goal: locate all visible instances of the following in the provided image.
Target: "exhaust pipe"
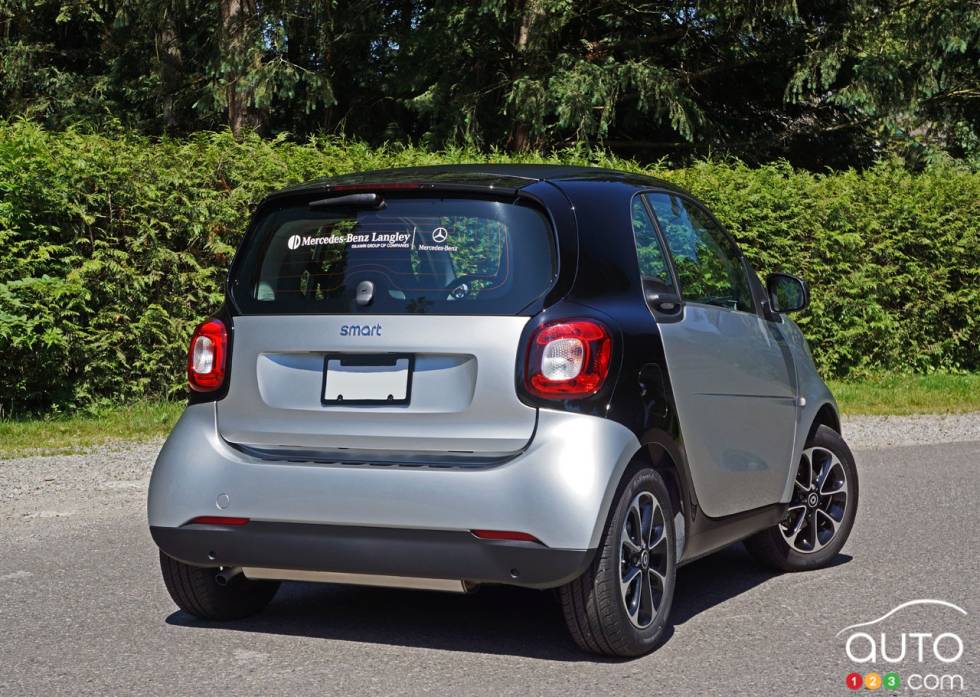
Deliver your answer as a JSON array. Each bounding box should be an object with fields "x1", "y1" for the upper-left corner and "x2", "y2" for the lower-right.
[{"x1": 214, "y1": 566, "x2": 244, "y2": 587}]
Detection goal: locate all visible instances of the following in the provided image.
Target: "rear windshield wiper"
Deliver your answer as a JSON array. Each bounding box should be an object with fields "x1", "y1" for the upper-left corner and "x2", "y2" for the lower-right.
[{"x1": 309, "y1": 193, "x2": 385, "y2": 209}]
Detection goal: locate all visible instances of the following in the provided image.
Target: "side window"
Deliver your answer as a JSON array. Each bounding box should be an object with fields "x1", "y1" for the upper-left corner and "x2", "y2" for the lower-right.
[
  {"x1": 645, "y1": 193, "x2": 755, "y2": 313},
  {"x1": 630, "y1": 196, "x2": 673, "y2": 293}
]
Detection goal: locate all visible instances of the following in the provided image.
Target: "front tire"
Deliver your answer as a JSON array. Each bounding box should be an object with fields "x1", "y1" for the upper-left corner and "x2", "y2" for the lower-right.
[
  {"x1": 744, "y1": 425, "x2": 859, "y2": 571},
  {"x1": 559, "y1": 467, "x2": 676, "y2": 657},
  {"x1": 159, "y1": 551, "x2": 280, "y2": 621}
]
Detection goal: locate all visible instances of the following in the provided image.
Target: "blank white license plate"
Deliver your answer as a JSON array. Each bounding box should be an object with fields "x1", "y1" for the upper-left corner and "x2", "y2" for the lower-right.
[{"x1": 322, "y1": 355, "x2": 412, "y2": 404}]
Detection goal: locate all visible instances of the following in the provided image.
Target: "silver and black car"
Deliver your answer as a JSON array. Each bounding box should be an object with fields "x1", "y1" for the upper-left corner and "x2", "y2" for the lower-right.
[{"x1": 148, "y1": 165, "x2": 858, "y2": 657}]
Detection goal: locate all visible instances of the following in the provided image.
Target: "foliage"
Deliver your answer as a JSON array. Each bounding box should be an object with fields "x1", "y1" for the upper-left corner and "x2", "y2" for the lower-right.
[
  {"x1": 789, "y1": 0, "x2": 980, "y2": 168},
  {"x1": 0, "y1": 121, "x2": 977, "y2": 413},
  {"x1": 663, "y1": 160, "x2": 980, "y2": 376},
  {"x1": 1, "y1": 1, "x2": 978, "y2": 168},
  {"x1": 0, "y1": 0, "x2": 404, "y2": 137},
  {"x1": 0, "y1": 399, "x2": 183, "y2": 458},
  {"x1": 828, "y1": 373, "x2": 980, "y2": 416}
]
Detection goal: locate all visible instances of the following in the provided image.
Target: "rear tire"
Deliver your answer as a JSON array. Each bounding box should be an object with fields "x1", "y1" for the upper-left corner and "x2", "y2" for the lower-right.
[
  {"x1": 744, "y1": 425, "x2": 858, "y2": 571},
  {"x1": 159, "y1": 551, "x2": 280, "y2": 621},
  {"x1": 559, "y1": 467, "x2": 676, "y2": 657}
]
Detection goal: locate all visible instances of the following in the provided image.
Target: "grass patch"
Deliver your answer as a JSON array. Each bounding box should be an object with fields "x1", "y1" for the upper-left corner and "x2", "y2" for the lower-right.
[
  {"x1": 829, "y1": 373, "x2": 980, "y2": 416},
  {"x1": 0, "y1": 400, "x2": 183, "y2": 459},
  {"x1": 1, "y1": 373, "x2": 978, "y2": 458}
]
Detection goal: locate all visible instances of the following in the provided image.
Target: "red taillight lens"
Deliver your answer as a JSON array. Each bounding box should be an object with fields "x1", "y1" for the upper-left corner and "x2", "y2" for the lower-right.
[
  {"x1": 187, "y1": 516, "x2": 249, "y2": 526},
  {"x1": 187, "y1": 319, "x2": 227, "y2": 392},
  {"x1": 525, "y1": 320, "x2": 612, "y2": 398}
]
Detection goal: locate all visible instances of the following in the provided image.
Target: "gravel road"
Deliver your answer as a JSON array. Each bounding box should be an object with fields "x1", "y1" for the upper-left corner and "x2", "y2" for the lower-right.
[
  {"x1": 1, "y1": 415, "x2": 977, "y2": 696},
  {"x1": 842, "y1": 412, "x2": 980, "y2": 448}
]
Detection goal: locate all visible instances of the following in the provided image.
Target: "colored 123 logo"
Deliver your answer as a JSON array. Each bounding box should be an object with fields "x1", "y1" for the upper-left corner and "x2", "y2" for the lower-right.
[{"x1": 846, "y1": 672, "x2": 901, "y2": 690}]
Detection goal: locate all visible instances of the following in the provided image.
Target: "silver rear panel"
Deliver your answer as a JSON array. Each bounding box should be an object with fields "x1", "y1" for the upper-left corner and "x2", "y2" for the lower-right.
[
  {"x1": 149, "y1": 404, "x2": 641, "y2": 550},
  {"x1": 218, "y1": 315, "x2": 535, "y2": 454}
]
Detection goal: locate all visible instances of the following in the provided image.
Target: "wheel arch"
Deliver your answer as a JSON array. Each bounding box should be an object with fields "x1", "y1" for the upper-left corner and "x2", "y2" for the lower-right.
[
  {"x1": 589, "y1": 433, "x2": 692, "y2": 559},
  {"x1": 806, "y1": 401, "x2": 841, "y2": 441},
  {"x1": 620, "y1": 444, "x2": 685, "y2": 522},
  {"x1": 778, "y1": 398, "x2": 843, "y2": 506}
]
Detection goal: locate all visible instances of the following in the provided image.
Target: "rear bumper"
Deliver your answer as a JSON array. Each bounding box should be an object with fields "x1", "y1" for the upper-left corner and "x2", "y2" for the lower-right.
[
  {"x1": 151, "y1": 521, "x2": 593, "y2": 588},
  {"x1": 148, "y1": 403, "x2": 640, "y2": 586}
]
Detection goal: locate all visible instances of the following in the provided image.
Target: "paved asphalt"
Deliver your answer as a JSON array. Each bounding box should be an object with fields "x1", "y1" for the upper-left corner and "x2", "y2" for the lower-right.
[{"x1": 1, "y1": 440, "x2": 977, "y2": 696}]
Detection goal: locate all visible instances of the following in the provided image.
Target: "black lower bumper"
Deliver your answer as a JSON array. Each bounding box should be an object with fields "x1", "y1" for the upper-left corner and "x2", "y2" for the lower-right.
[{"x1": 150, "y1": 522, "x2": 594, "y2": 589}]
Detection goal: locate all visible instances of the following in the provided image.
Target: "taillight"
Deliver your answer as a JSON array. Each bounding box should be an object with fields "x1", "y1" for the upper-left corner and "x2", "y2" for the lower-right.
[
  {"x1": 187, "y1": 319, "x2": 227, "y2": 392},
  {"x1": 187, "y1": 516, "x2": 249, "y2": 526},
  {"x1": 525, "y1": 320, "x2": 611, "y2": 398}
]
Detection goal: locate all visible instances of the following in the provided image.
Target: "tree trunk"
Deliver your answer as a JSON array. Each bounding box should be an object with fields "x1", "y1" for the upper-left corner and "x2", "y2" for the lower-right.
[
  {"x1": 220, "y1": 0, "x2": 260, "y2": 138},
  {"x1": 508, "y1": 0, "x2": 545, "y2": 151},
  {"x1": 158, "y1": 6, "x2": 183, "y2": 134}
]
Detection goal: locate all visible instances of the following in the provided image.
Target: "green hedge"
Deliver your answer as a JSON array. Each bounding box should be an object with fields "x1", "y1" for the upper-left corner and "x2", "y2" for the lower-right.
[{"x1": 1, "y1": 120, "x2": 978, "y2": 414}]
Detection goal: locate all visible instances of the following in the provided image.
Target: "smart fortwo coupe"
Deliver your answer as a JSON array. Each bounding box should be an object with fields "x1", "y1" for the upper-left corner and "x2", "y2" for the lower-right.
[{"x1": 148, "y1": 165, "x2": 859, "y2": 657}]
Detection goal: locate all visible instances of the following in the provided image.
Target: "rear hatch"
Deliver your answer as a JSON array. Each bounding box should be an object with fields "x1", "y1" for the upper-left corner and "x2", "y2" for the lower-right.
[{"x1": 220, "y1": 192, "x2": 558, "y2": 457}]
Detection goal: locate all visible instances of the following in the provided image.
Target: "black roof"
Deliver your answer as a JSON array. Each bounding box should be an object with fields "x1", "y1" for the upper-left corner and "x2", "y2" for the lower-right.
[{"x1": 264, "y1": 163, "x2": 680, "y2": 201}]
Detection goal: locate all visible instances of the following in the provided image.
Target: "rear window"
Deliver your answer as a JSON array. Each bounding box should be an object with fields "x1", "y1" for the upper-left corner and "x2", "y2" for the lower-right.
[{"x1": 232, "y1": 196, "x2": 557, "y2": 315}]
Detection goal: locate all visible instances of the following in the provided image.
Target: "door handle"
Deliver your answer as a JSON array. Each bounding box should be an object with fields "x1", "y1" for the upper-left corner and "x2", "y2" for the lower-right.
[{"x1": 646, "y1": 291, "x2": 681, "y2": 313}]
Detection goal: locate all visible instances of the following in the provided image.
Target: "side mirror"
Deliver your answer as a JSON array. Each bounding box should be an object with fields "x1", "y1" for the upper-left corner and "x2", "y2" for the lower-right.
[{"x1": 766, "y1": 273, "x2": 809, "y2": 313}]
